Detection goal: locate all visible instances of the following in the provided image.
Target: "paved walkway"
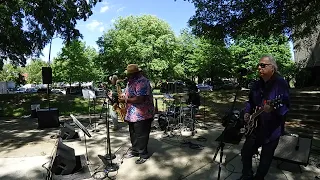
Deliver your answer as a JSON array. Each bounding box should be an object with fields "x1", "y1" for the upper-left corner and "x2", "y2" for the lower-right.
[{"x1": 0, "y1": 115, "x2": 319, "y2": 180}]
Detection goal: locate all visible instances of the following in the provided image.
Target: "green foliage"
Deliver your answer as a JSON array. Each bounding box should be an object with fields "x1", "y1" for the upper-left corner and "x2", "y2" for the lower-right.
[
  {"x1": 229, "y1": 36, "x2": 293, "y2": 79},
  {"x1": 0, "y1": 64, "x2": 25, "y2": 86},
  {"x1": 96, "y1": 15, "x2": 177, "y2": 83},
  {"x1": 175, "y1": 29, "x2": 232, "y2": 79},
  {"x1": 25, "y1": 59, "x2": 48, "y2": 84},
  {"x1": 0, "y1": 64, "x2": 20, "y2": 82},
  {"x1": 187, "y1": 0, "x2": 320, "y2": 41},
  {"x1": 52, "y1": 40, "x2": 99, "y2": 85},
  {"x1": 0, "y1": 0, "x2": 101, "y2": 67},
  {"x1": 96, "y1": 15, "x2": 294, "y2": 83}
]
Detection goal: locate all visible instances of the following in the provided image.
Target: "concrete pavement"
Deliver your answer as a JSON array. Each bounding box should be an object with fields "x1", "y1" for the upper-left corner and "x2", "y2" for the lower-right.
[{"x1": 0, "y1": 115, "x2": 319, "y2": 180}]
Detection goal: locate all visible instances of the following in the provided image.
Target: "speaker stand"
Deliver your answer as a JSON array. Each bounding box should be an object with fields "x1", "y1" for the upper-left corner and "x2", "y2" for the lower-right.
[{"x1": 47, "y1": 83, "x2": 50, "y2": 109}]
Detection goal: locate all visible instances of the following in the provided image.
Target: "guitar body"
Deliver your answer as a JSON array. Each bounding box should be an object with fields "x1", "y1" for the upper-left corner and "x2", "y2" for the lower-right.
[
  {"x1": 244, "y1": 108, "x2": 260, "y2": 136},
  {"x1": 244, "y1": 95, "x2": 283, "y2": 136}
]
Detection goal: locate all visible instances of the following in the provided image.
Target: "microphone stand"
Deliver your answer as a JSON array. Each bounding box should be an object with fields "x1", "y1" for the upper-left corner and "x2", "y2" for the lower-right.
[
  {"x1": 213, "y1": 78, "x2": 243, "y2": 180},
  {"x1": 102, "y1": 100, "x2": 118, "y2": 172}
]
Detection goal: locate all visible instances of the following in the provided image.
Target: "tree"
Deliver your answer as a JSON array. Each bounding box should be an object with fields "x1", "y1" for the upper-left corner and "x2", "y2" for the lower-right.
[
  {"x1": 186, "y1": 0, "x2": 320, "y2": 41},
  {"x1": 175, "y1": 29, "x2": 232, "y2": 80},
  {"x1": 229, "y1": 36, "x2": 293, "y2": 80},
  {"x1": 52, "y1": 40, "x2": 98, "y2": 88},
  {"x1": 0, "y1": 64, "x2": 19, "y2": 82},
  {"x1": 0, "y1": 64, "x2": 25, "y2": 86},
  {"x1": 25, "y1": 59, "x2": 48, "y2": 84},
  {"x1": 96, "y1": 15, "x2": 177, "y2": 85},
  {"x1": 0, "y1": 0, "x2": 101, "y2": 67}
]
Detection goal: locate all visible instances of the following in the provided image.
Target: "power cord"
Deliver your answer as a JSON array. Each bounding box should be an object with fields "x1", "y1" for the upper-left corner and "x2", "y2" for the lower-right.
[{"x1": 280, "y1": 169, "x2": 289, "y2": 180}]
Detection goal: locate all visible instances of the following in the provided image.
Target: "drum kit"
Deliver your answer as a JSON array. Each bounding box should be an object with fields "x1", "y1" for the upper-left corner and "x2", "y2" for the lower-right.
[{"x1": 155, "y1": 93, "x2": 199, "y2": 137}]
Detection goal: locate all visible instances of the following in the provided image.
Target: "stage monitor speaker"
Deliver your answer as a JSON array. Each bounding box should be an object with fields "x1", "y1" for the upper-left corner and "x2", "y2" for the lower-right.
[
  {"x1": 37, "y1": 108, "x2": 60, "y2": 129},
  {"x1": 50, "y1": 139, "x2": 77, "y2": 175},
  {"x1": 42, "y1": 67, "x2": 52, "y2": 84},
  {"x1": 60, "y1": 123, "x2": 78, "y2": 140},
  {"x1": 273, "y1": 135, "x2": 312, "y2": 166}
]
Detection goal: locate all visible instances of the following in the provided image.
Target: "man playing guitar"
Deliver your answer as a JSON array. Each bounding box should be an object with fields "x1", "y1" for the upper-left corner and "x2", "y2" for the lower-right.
[{"x1": 239, "y1": 55, "x2": 290, "y2": 180}]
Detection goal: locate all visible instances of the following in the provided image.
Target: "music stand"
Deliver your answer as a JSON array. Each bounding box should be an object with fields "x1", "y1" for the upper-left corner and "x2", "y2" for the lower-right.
[
  {"x1": 70, "y1": 114, "x2": 92, "y2": 163},
  {"x1": 82, "y1": 89, "x2": 99, "y2": 132}
]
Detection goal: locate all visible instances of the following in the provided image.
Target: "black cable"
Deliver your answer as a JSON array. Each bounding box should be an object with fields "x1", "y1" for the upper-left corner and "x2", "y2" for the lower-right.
[
  {"x1": 224, "y1": 163, "x2": 236, "y2": 180},
  {"x1": 41, "y1": 160, "x2": 51, "y2": 180},
  {"x1": 280, "y1": 169, "x2": 289, "y2": 180}
]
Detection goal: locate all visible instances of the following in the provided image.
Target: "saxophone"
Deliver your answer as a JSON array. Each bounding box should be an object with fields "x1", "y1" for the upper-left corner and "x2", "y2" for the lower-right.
[{"x1": 114, "y1": 80, "x2": 127, "y2": 122}]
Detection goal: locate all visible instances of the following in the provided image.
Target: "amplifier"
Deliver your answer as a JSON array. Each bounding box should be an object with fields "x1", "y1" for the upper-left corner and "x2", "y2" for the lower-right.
[
  {"x1": 37, "y1": 108, "x2": 60, "y2": 129},
  {"x1": 273, "y1": 135, "x2": 312, "y2": 166}
]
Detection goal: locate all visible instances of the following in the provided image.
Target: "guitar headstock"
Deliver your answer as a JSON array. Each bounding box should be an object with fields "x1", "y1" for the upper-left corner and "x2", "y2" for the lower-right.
[{"x1": 269, "y1": 95, "x2": 283, "y2": 109}]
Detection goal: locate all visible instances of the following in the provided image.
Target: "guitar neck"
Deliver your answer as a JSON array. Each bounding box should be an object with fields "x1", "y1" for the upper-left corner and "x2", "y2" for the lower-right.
[{"x1": 251, "y1": 108, "x2": 264, "y2": 119}]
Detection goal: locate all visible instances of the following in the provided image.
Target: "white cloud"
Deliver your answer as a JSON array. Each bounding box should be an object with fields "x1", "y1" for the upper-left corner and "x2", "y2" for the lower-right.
[
  {"x1": 111, "y1": 18, "x2": 116, "y2": 24},
  {"x1": 117, "y1": 7, "x2": 125, "y2": 13},
  {"x1": 100, "y1": 5, "x2": 109, "y2": 13},
  {"x1": 99, "y1": 27, "x2": 105, "y2": 32},
  {"x1": 86, "y1": 20, "x2": 103, "y2": 31}
]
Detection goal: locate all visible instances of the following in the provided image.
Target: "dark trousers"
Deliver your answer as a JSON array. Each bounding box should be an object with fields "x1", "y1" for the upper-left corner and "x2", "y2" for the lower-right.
[
  {"x1": 241, "y1": 133, "x2": 279, "y2": 179},
  {"x1": 128, "y1": 118, "x2": 152, "y2": 159}
]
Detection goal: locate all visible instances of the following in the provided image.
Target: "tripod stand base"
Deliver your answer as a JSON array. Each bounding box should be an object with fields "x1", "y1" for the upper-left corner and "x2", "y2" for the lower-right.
[
  {"x1": 104, "y1": 154, "x2": 116, "y2": 160},
  {"x1": 105, "y1": 163, "x2": 119, "y2": 172}
]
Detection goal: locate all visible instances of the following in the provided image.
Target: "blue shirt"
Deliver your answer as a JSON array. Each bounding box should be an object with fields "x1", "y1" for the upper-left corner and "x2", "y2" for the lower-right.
[{"x1": 244, "y1": 73, "x2": 290, "y2": 144}]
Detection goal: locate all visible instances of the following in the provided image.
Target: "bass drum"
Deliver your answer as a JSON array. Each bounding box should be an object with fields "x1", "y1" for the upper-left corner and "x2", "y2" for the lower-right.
[
  {"x1": 158, "y1": 114, "x2": 169, "y2": 131},
  {"x1": 158, "y1": 114, "x2": 177, "y2": 131}
]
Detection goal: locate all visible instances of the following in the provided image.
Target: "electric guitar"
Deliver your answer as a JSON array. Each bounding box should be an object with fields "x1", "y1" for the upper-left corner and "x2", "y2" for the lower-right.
[{"x1": 244, "y1": 95, "x2": 283, "y2": 136}]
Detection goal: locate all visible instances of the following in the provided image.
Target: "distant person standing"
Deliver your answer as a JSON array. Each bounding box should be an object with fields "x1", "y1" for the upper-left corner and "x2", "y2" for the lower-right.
[{"x1": 119, "y1": 64, "x2": 155, "y2": 164}]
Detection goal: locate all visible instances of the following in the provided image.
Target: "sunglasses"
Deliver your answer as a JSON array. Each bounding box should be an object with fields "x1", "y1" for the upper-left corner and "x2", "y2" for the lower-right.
[{"x1": 257, "y1": 63, "x2": 271, "y2": 68}]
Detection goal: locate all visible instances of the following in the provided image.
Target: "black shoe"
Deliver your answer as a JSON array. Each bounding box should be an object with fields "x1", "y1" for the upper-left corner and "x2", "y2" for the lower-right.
[
  {"x1": 124, "y1": 152, "x2": 139, "y2": 159},
  {"x1": 135, "y1": 157, "x2": 148, "y2": 164}
]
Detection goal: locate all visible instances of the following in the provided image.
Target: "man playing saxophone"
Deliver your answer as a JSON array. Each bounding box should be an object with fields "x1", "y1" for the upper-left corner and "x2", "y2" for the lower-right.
[
  {"x1": 108, "y1": 75, "x2": 120, "y2": 131},
  {"x1": 119, "y1": 64, "x2": 154, "y2": 164}
]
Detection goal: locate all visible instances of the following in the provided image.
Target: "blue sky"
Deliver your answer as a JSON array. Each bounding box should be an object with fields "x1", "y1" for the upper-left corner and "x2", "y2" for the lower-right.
[
  {"x1": 40, "y1": 0, "x2": 195, "y2": 63},
  {"x1": 40, "y1": 0, "x2": 294, "y2": 63}
]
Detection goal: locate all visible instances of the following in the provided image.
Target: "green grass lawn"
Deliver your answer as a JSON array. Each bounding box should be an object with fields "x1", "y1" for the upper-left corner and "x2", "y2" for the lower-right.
[
  {"x1": 0, "y1": 93, "x2": 105, "y2": 117},
  {"x1": 0, "y1": 90, "x2": 249, "y2": 118}
]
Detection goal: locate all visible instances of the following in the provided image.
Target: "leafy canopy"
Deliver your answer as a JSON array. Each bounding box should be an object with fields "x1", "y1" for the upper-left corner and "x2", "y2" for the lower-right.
[
  {"x1": 52, "y1": 40, "x2": 98, "y2": 84},
  {"x1": 0, "y1": 0, "x2": 101, "y2": 67},
  {"x1": 185, "y1": 0, "x2": 320, "y2": 41},
  {"x1": 96, "y1": 15, "x2": 177, "y2": 82},
  {"x1": 25, "y1": 59, "x2": 48, "y2": 84}
]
